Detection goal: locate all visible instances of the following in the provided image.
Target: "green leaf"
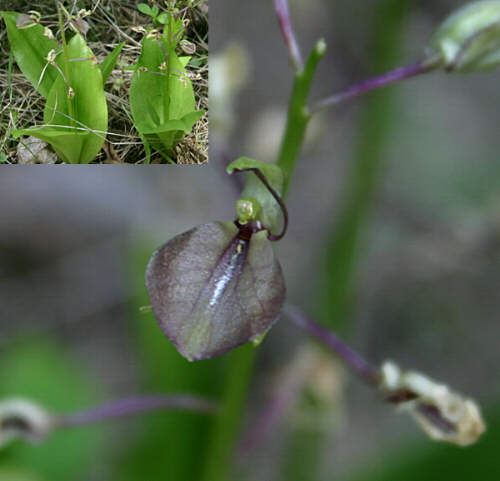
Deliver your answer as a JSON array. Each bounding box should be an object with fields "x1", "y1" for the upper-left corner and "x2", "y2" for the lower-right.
[
  {"x1": 43, "y1": 34, "x2": 107, "y2": 163},
  {"x1": 100, "y1": 42, "x2": 125, "y2": 84},
  {"x1": 1, "y1": 11, "x2": 59, "y2": 98},
  {"x1": 168, "y1": 51, "x2": 196, "y2": 119},
  {"x1": 165, "y1": 14, "x2": 185, "y2": 49},
  {"x1": 227, "y1": 157, "x2": 285, "y2": 232},
  {"x1": 157, "y1": 13, "x2": 168, "y2": 24},
  {"x1": 12, "y1": 127, "x2": 88, "y2": 163},
  {"x1": 137, "y1": 110, "x2": 205, "y2": 135},
  {"x1": 152, "y1": 5, "x2": 160, "y2": 17},
  {"x1": 138, "y1": 3, "x2": 153, "y2": 16},
  {"x1": 130, "y1": 35, "x2": 202, "y2": 155},
  {"x1": 179, "y1": 56, "x2": 191, "y2": 68},
  {"x1": 189, "y1": 58, "x2": 203, "y2": 68},
  {"x1": 130, "y1": 36, "x2": 170, "y2": 132},
  {"x1": 137, "y1": 110, "x2": 204, "y2": 157}
]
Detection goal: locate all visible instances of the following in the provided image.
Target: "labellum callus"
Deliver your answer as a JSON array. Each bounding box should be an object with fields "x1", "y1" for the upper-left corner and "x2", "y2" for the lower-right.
[{"x1": 146, "y1": 220, "x2": 286, "y2": 361}]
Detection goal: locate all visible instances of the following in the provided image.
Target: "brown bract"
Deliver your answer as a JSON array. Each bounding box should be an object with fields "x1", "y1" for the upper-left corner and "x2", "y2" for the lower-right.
[{"x1": 145, "y1": 221, "x2": 286, "y2": 361}]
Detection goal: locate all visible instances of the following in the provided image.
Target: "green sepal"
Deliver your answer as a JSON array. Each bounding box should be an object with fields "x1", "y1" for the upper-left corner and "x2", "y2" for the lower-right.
[{"x1": 227, "y1": 157, "x2": 285, "y2": 233}]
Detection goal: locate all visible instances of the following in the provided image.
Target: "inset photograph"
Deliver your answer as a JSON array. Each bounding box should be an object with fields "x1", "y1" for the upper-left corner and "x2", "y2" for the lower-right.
[{"x1": 0, "y1": 1, "x2": 208, "y2": 164}]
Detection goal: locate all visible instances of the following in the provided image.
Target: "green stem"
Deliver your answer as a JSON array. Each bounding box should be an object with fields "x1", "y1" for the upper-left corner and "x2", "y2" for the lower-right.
[
  {"x1": 57, "y1": 3, "x2": 75, "y2": 128},
  {"x1": 318, "y1": 0, "x2": 412, "y2": 331},
  {"x1": 200, "y1": 345, "x2": 256, "y2": 481},
  {"x1": 201, "y1": 34, "x2": 327, "y2": 481},
  {"x1": 165, "y1": 0, "x2": 173, "y2": 118},
  {"x1": 277, "y1": 39, "x2": 327, "y2": 197}
]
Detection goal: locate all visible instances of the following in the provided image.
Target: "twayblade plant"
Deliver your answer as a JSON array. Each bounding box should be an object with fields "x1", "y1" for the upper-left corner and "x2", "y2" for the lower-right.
[
  {"x1": 130, "y1": 1, "x2": 205, "y2": 162},
  {"x1": 1, "y1": 5, "x2": 124, "y2": 163},
  {"x1": 0, "y1": 1, "x2": 498, "y2": 479}
]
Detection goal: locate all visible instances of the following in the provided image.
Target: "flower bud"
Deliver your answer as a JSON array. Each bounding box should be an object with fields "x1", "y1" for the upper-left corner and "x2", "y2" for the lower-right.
[
  {"x1": 146, "y1": 221, "x2": 285, "y2": 361},
  {"x1": 0, "y1": 398, "x2": 54, "y2": 448},
  {"x1": 180, "y1": 39, "x2": 196, "y2": 55},
  {"x1": 427, "y1": 1, "x2": 500, "y2": 72},
  {"x1": 380, "y1": 361, "x2": 486, "y2": 446}
]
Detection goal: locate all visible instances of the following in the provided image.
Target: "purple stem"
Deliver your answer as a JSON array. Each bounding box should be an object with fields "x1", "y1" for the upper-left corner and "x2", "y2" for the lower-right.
[
  {"x1": 284, "y1": 304, "x2": 380, "y2": 386},
  {"x1": 56, "y1": 395, "x2": 218, "y2": 428},
  {"x1": 312, "y1": 57, "x2": 440, "y2": 112},
  {"x1": 274, "y1": 0, "x2": 303, "y2": 71}
]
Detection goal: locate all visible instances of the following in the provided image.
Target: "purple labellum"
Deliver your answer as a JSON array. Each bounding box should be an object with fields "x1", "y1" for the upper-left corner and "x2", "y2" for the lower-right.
[{"x1": 146, "y1": 221, "x2": 286, "y2": 361}]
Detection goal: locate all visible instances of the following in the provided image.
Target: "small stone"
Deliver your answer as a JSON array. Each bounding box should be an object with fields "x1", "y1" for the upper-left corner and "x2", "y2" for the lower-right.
[{"x1": 17, "y1": 137, "x2": 58, "y2": 164}]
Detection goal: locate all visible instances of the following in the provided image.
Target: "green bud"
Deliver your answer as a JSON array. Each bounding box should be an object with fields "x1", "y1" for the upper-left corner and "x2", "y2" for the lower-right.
[
  {"x1": 236, "y1": 197, "x2": 261, "y2": 224},
  {"x1": 428, "y1": 1, "x2": 500, "y2": 72}
]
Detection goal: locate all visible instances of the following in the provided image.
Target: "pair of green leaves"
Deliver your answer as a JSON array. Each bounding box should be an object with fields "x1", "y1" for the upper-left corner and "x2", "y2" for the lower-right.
[
  {"x1": 130, "y1": 15, "x2": 205, "y2": 160},
  {"x1": 138, "y1": 3, "x2": 170, "y2": 25},
  {"x1": 2, "y1": 11, "x2": 123, "y2": 163}
]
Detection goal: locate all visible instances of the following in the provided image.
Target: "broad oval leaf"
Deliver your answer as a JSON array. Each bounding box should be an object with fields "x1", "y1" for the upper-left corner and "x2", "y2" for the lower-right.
[
  {"x1": 12, "y1": 127, "x2": 87, "y2": 164},
  {"x1": 43, "y1": 34, "x2": 107, "y2": 163},
  {"x1": 146, "y1": 222, "x2": 286, "y2": 361},
  {"x1": 137, "y1": 110, "x2": 205, "y2": 135},
  {"x1": 130, "y1": 34, "x2": 202, "y2": 154},
  {"x1": 1, "y1": 11, "x2": 59, "y2": 98}
]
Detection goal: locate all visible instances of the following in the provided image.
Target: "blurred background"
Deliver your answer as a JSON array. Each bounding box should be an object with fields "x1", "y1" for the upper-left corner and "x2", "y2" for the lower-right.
[{"x1": 1, "y1": 0, "x2": 500, "y2": 480}]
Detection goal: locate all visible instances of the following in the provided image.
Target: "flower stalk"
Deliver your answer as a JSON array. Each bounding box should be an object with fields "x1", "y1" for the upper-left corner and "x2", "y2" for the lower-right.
[
  {"x1": 312, "y1": 55, "x2": 441, "y2": 113},
  {"x1": 284, "y1": 304, "x2": 380, "y2": 386},
  {"x1": 273, "y1": 0, "x2": 303, "y2": 71},
  {"x1": 56, "y1": 394, "x2": 217, "y2": 428},
  {"x1": 285, "y1": 304, "x2": 486, "y2": 446},
  {"x1": 0, "y1": 394, "x2": 217, "y2": 448}
]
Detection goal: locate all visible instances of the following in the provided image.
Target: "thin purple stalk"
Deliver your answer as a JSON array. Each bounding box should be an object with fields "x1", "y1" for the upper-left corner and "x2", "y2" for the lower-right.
[
  {"x1": 284, "y1": 304, "x2": 380, "y2": 386},
  {"x1": 274, "y1": 0, "x2": 303, "y2": 72},
  {"x1": 56, "y1": 395, "x2": 218, "y2": 428},
  {"x1": 312, "y1": 57, "x2": 440, "y2": 113}
]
